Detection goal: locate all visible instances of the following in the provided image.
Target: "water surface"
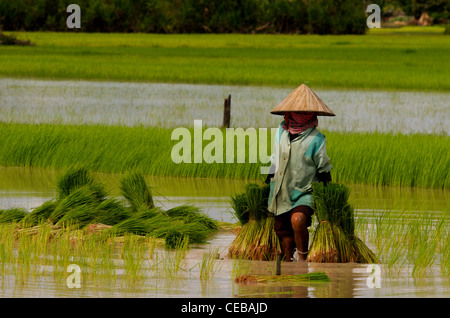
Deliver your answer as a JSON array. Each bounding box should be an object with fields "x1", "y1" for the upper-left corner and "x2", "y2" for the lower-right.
[
  {"x1": 0, "y1": 167, "x2": 448, "y2": 298},
  {"x1": 1, "y1": 79, "x2": 448, "y2": 134}
]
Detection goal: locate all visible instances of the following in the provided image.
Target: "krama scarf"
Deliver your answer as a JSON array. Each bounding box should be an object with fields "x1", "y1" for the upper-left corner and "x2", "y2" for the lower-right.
[{"x1": 282, "y1": 112, "x2": 318, "y2": 135}]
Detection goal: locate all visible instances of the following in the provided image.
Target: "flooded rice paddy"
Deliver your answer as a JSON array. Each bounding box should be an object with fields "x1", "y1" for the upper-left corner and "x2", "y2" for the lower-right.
[
  {"x1": 0, "y1": 167, "x2": 448, "y2": 298},
  {"x1": 1, "y1": 78, "x2": 449, "y2": 134},
  {"x1": 0, "y1": 78, "x2": 448, "y2": 297}
]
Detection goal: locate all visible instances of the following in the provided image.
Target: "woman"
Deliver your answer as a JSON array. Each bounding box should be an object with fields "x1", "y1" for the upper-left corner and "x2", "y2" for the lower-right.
[{"x1": 266, "y1": 84, "x2": 334, "y2": 261}]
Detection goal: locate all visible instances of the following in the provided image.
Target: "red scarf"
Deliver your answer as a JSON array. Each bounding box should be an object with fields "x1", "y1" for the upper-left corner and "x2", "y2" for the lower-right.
[{"x1": 282, "y1": 112, "x2": 318, "y2": 135}]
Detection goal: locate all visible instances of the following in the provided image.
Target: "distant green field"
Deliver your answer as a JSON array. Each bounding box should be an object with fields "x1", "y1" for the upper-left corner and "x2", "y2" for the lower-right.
[
  {"x1": 0, "y1": 123, "x2": 448, "y2": 189},
  {"x1": 1, "y1": 28, "x2": 449, "y2": 91}
]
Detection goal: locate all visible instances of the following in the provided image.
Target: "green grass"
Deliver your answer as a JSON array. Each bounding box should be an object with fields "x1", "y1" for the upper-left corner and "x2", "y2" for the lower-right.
[
  {"x1": 1, "y1": 30, "x2": 449, "y2": 91},
  {"x1": 0, "y1": 123, "x2": 448, "y2": 189}
]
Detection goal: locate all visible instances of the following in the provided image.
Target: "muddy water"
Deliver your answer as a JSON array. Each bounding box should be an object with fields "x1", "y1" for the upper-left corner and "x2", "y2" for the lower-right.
[{"x1": 0, "y1": 167, "x2": 448, "y2": 298}]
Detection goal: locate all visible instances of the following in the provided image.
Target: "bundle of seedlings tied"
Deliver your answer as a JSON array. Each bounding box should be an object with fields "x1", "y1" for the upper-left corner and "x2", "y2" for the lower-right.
[
  {"x1": 307, "y1": 182, "x2": 378, "y2": 263},
  {"x1": 11, "y1": 167, "x2": 218, "y2": 249},
  {"x1": 228, "y1": 183, "x2": 280, "y2": 261}
]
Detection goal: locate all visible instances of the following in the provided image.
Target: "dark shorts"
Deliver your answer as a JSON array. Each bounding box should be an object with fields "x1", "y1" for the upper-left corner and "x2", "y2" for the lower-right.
[{"x1": 274, "y1": 205, "x2": 314, "y2": 237}]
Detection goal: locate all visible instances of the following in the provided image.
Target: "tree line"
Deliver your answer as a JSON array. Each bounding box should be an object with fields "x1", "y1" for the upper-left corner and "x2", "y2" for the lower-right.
[{"x1": 0, "y1": 0, "x2": 368, "y2": 34}]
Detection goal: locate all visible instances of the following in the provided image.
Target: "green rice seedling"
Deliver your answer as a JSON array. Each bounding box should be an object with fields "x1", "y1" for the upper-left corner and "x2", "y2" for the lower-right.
[
  {"x1": 120, "y1": 171, "x2": 154, "y2": 212},
  {"x1": 228, "y1": 183, "x2": 279, "y2": 261},
  {"x1": 165, "y1": 205, "x2": 218, "y2": 233},
  {"x1": 411, "y1": 217, "x2": 445, "y2": 278},
  {"x1": 56, "y1": 204, "x2": 97, "y2": 228},
  {"x1": 121, "y1": 235, "x2": 147, "y2": 283},
  {"x1": 165, "y1": 230, "x2": 187, "y2": 250},
  {"x1": 0, "y1": 123, "x2": 447, "y2": 188},
  {"x1": 243, "y1": 184, "x2": 269, "y2": 222},
  {"x1": 130, "y1": 208, "x2": 164, "y2": 221},
  {"x1": 230, "y1": 192, "x2": 249, "y2": 224},
  {"x1": 56, "y1": 166, "x2": 95, "y2": 199},
  {"x1": 232, "y1": 256, "x2": 252, "y2": 279},
  {"x1": 0, "y1": 208, "x2": 27, "y2": 223},
  {"x1": 441, "y1": 230, "x2": 449, "y2": 277},
  {"x1": 162, "y1": 235, "x2": 190, "y2": 280},
  {"x1": 307, "y1": 221, "x2": 339, "y2": 263},
  {"x1": 332, "y1": 224, "x2": 354, "y2": 263},
  {"x1": 307, "y1": 182, "x2": 377, "y2": 263},
  {"x1": 21, "y1": 200, "x2": 57, "y2": 227},
  {"x1": 94, "y1": 198, "x2": 131, "y2": 226},
  {"x1": 151, "y1": 219, "x2": 211, "y2": 245},
  {"x1": 228, "y1": 217, "x2": 279, "y2": 261},
  {"x1": 0, "y1": 223, "x2": 17, "y2": 266},
  {"x1": 2, "y1": 32, "x2": 450, "y2": 92},
  {"x1": 235, "y1": 272, "x2": 330, "y2": 284},
  {"x1": 199, "y1": 247, "x2": 220, "y2": 282},
  {"x1": 49, "y1": 185, "x2": 104, "y2": 224},
  {"x1": 108, "y1": 217, "x2": 151, "y2": 237},
  {"x1": 351, "y1": 237, "x2": 379, "y2": 264}
]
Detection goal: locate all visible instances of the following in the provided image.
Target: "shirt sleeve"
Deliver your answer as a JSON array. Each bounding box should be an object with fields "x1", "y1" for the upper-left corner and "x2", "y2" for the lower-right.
[{"x1": 313, "y1": 139, "x2": 332, "y2": 173}]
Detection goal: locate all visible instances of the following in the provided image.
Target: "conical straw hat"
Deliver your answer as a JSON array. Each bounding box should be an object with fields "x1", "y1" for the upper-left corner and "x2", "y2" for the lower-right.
[{"x1": 271, "y1": 84, "x2": 335, "y2": 116}]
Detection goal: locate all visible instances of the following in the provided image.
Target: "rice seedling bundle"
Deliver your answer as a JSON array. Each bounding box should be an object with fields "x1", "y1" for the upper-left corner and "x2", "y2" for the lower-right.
[
  {"x1": 8, "y1": 167, "x2": 218, "y2": 248},
  {"x1": 165, "y1": 205, "x2": 218, "y2": 232},
  {"x1": 94, "y1": 198, "x2": 131, "y2": 226},
  {"x1": 21, "y1": 200, "x2": 57, "y2": 227},
  {"x1": 0, "y1": 208, "x2": 27, "y2": 224},
  {"x1": 56, "y1": 204, "x2": 98, "y2": 228},
  {"x1": 49, "y1": 185, "x2": 103, "y2": 224},
  {"x1": 56, "y1": 166, "x2": 96, "y2": 199},
  {"x1": 120, "y1": 171, "x2": 154, "y2": 212},
  {"x1": 307, "y1": 182, "x2": 378, "y2": 263},
  {"x1": 164, "y1": 230, "x2": 188, "y2": 250},
  {"x1": 235, "y1": 272, "x2": 330, "y2": 284},
  {"x1": 228, "y1": 183, "x2": 280, "y2": 261}
]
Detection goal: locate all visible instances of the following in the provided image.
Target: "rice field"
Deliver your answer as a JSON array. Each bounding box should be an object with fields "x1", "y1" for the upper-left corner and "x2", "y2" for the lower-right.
[
  {"x1": 0, "y1": 167, "x2": 448, "y2": 297},
  {"x1": 1, "y1": 29, "x2": 449, "y2": 91},
  {"x1": 0, "y1": 205, "x2": 447, "y2": 297},
  {"x1": 0, "y1": 122, "x2": 447, "y2": 189},
  {"x1": 0, "y1": 28, "x2": 448, "y2": 298}
]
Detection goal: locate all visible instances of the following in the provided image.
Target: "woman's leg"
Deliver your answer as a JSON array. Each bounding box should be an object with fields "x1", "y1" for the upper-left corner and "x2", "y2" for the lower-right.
[
  {"x1": 290, "y1": 206, "x2": 313, "y2": 261},
  {"x1": 291, "y1": 213, "x2": 309, "y2": 260},
  {"x1": 274, "y1": 213, "x2": 296, "y2": 262}
]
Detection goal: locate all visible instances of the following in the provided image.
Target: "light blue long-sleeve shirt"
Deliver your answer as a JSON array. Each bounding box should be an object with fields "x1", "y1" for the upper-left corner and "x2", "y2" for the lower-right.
[{"x1": 267, "y1": 122, "x2": 332, "y2": 216}]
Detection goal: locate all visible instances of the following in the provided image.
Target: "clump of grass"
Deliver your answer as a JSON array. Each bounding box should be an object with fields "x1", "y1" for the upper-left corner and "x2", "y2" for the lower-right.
[
  {"x1": 307, "y1": 182, "x2": 378, "y2": 263},
  {"x1": 228, "y1": 183, "x2": 280, "y2": 261}
]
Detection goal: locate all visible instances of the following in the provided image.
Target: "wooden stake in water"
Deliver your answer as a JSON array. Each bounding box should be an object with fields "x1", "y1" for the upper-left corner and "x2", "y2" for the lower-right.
[
  {"x1": 276, "y1": 253, "x2": 282, "y2": 275},
  {"x1": 223, "y1": 94, "x2": 231, "y2": 128}
]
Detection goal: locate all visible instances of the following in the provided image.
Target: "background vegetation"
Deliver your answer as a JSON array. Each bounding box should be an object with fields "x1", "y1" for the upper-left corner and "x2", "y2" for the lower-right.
[{"x1": 1, "y1": 0, "x2": 368, "y2": 34}]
